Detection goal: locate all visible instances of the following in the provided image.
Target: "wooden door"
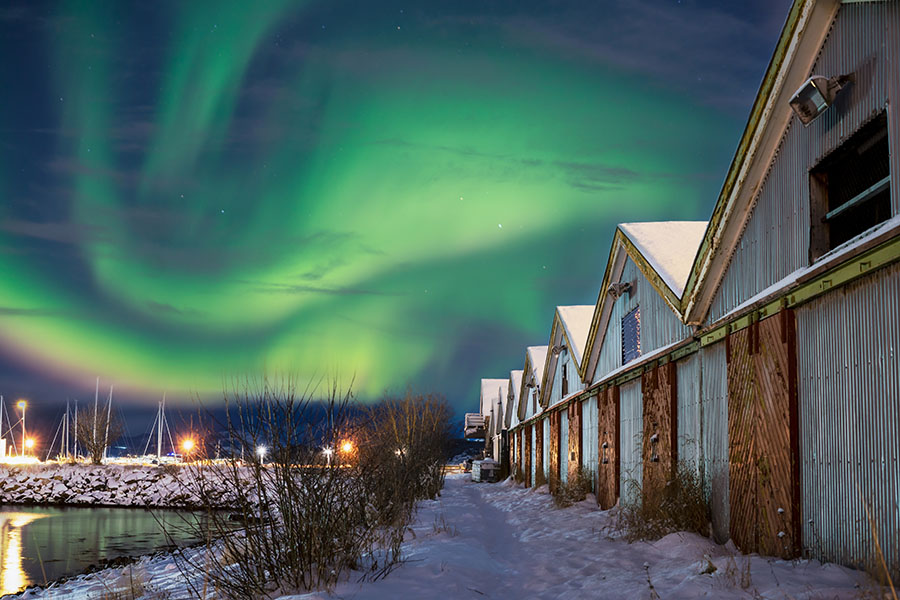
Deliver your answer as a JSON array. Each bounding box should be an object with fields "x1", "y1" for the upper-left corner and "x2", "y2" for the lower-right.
[
  {"x1": 597, "y1": 386, "x2": 620, "y2": 509},
  {"x1": 549, "y1": 411, "x2": 561, "y2": 493},
  {"x1": 642, "y1": 362, "x2": 678, "y2": 492},
  {"x1": 727, "y1": 310, "x2": 799, "y2": 558}
]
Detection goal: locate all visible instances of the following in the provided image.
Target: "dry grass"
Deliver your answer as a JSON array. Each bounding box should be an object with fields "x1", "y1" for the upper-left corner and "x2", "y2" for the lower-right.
[
  {"x1": 614, "y1": 461, "x2": 709, "y2": 542},
  {"x1": 552, "y1": 468, "x2": 593, "y2": 508}
]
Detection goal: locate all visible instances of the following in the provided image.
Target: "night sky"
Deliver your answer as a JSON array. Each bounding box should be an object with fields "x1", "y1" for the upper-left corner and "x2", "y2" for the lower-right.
[{"x1": 0, "y1": 0, "x2": 790, "y2": 426}]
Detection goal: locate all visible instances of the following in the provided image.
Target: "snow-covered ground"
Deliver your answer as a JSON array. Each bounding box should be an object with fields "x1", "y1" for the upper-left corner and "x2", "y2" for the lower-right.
[{"x1": 18, "y1": 474, "x2": 885, "y2": 599}]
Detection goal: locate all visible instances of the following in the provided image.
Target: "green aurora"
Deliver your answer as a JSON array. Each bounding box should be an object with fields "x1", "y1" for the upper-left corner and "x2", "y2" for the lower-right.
[{"x1": 0, "y1": 1, "x2": 762, "y2": 407}]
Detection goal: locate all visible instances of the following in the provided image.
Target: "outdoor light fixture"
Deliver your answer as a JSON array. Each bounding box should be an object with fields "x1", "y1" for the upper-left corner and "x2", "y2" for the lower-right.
[
  {"x1": 525, "y1": 374, "x2": 537, "y2": 389},
  {"x1": 181, "y1": 439, "x2": 195, "y2": 453},
  {"x1": 256, "y1": 446, "x2": 267, "y2": 460},
  {"x1": 551, "y1": 344, "x2": 567, "y2": 356},
  {"x1": 607, "y1": 281, "x2": 631, "y2": 299},
  {"x1": 340, "y1": 441, "x2": 354, "y2": 454},
  {"x1": 24, "y1": 438, "x2": 34, "y2": 450},
  {"x1": 789, "y1": 74, "x2": 853, "y2": 125}
]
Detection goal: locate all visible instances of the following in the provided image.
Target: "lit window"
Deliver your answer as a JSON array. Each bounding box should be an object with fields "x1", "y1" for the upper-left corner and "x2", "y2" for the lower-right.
[
  {"x1": 622, "y1": 306, "x2": 641, "y2": 364},
  {"x1": 809, "y1": 112, "x2": 890, "y2": 260}
]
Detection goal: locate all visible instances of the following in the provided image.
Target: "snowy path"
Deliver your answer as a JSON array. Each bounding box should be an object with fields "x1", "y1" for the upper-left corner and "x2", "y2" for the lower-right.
[
  {"x1": 291, "y1": 475, "x2": 877, "y2": 600},
  {"x1": 20, "y1": 474, "x2": 881, "y2": 599}
]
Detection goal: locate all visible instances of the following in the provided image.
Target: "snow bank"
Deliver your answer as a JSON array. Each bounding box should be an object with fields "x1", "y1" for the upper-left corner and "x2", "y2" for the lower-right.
[{"x1": 19, "y1": 474, "x2": 885, "y2": 600}]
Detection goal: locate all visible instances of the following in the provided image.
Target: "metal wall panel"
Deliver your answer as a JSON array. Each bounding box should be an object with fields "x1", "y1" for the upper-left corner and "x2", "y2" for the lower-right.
[
  {"x1": 524, "y1": 424, "x2": 532, "y2": 488},
  {"x1": 560, "y1": 410, "x2": 569, "y2": 485},
  {"x1": 531, "y1": 423, "x2": 537, "y2": 486},
  {"x1": 797, "y1": 261, "x2": 900, "y2": 578},
  {"x1": 677, "y1": 354, "x2": 702, "y2": 474},
  {"x1": 583, "y1": 393, "x2": 599, "y2": 491},
  {"x1": 594, "y1": 257, "x2": 693, "y2": 382},
  {"x1": 543, "y1": 418, "x2": 550, "y2": 482},
  {"x1": 709, "y1": 2, "x2": 899, "y2": 322},
  {"x1": 619, "y1": 379, "x2": 643, "y2": 505},
  {"x1": 700, "y1": 343, "x2": 730, "y2": 544}
]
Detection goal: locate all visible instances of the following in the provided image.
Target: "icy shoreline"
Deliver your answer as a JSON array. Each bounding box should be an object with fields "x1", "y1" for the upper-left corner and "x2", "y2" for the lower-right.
[{"x1": 0, "y1": 463, "x2": 210, "y2": 508}]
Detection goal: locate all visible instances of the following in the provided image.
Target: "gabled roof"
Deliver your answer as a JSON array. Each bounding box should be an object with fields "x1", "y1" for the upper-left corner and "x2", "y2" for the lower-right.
[
  {"x1": 480, "y1": 379, "x2": 508, "y2": 420},
  {"x1": 505, "y1": 370, "x2": 523, "y2": 429},
  {"x1": 517, "y1": 346, "x2": 548, "y2": 421},
  {"x1": 581, "y1": 222, "x2": 706, "y2": 381},
  {"x1": 619, "y1": 222, "x2": 707, "y2": 298},
  {"x1": 680, "y1": 0, "x2": 841, "y2": 324},
  {"x1": 539, "y1": 305, "x2": 594, "y2": 408}
]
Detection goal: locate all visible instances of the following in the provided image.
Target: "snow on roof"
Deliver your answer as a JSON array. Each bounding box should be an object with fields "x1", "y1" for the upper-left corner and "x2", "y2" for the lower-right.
[
  {"x1": 619, "y1": 221, "x2": 708, "y2": 298},
  {"x1": 526, "y1": 346, "x2": 549, "y2": 380},
  {"x1": 509, "y1": 370, "x2": 523, "y2": 401},
  {"x1": 480, "y1": 378, "x2": 508, "y2": 416},
  {"x1": 556, "y1": 305, "x2": 595, "y2": 367}
]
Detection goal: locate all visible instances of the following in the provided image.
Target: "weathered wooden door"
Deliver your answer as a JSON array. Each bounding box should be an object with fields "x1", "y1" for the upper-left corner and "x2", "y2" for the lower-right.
[
  {"x1": 642, "y1": 362, "x2": 678, "y2": 491},
  {"x1": 727, "y1": 310, "x2": 799, "y2": 558},
  {"x1": 597, "y1": 386, "x2": 620, "y2": 509},
  {"x1": 535, "y1": 417, "x2": 544, "y2": 485},
  {"x1": 567, "y1": 400, "x2": 583, "y2": 482},
  {"x1": 549, "y1": 411, "x2": 561, "y2": 493},
  {"x1": 524, "y1": 423, "x2": 533, "y2": 487}
]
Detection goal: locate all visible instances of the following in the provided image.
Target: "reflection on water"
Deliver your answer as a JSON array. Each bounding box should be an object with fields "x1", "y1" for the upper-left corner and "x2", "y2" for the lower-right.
[
  {"x1": 0, "y1": 513, "x2": 47, "y2": 594},
  {"x1": 0, "y1": 506, "x2": 205, "y2": 595}
]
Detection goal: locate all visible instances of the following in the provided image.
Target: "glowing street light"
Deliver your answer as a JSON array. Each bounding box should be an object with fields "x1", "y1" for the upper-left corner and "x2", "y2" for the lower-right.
[
  {"x1": 17, "y1": 400, "x2": 26, "y2": 457},
  {"x1": 340, "y1": 440, "x2": 354, "y2": 454},
  {"x1": 323, "y1": 446, "x2": 333, "y2": 465},
  {"x1": 180, "y1": 438, "x2": 195, "y2": 461},
  {"x1": 256, "y1": 446, "x2": 267, "y2": 461},
  {"x1": 24, "y1": 438, "x2": 34, "y2": 450}
]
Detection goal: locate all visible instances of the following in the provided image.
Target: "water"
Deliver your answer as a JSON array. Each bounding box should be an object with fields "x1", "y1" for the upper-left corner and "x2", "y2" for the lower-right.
[{"x1": 0, "y1": 505, "x2": 207, "y2": 595}]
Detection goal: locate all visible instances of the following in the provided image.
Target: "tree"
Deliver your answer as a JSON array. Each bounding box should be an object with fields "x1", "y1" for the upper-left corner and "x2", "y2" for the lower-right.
[{"x1": 74, "y1": 406, "x2": 123, "y2": 465}]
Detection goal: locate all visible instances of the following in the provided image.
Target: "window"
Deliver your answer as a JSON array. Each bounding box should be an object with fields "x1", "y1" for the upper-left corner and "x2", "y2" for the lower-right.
[
  {"x1": 622, "y1": 306, "x2": 641, "y2": 364},
  {"x1": 810, "y1": 112, "x2": 891, "y2": 261},
  {"x1": 561, "y1": 362, "x2": 568, "y2": 397}
]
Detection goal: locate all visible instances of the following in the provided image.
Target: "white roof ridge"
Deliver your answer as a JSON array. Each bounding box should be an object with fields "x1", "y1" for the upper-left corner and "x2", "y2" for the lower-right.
[{"x1": 618, "y1": 221, "x2": 709, "y2": 298}]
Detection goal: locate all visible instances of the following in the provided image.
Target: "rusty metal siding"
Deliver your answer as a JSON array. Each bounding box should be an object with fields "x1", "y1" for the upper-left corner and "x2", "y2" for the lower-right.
[
  {"x1": 619, "y1": 378, "x2": 643, "y2": 505},
  {"x1": 595, "y1": 256, "x2": 693, "y2": 382},
  {"x1": 700, "y1": 343, "x2": 730, "y2": 544},
  {"x1": 642, "y1": 362, "x2": 677, "y2": 492},
  {"x1": 560, "y1": 409, "x2": 569, "y2": 485},
  {"x1": 583, "y1": 394, "x2": 599, "y2": 490},
  {"x1": 709, "y1": 2, "x2": 899, "y2": 322},
  {"x1": 797, "y1": 261, "x2": 900, "y2": 578},
  {"x1": 677, "y1": 354, "x2": 702, "y2": 474},
  {"x1": 530, "y1": 423, "x2": 537, "y2": 486}
]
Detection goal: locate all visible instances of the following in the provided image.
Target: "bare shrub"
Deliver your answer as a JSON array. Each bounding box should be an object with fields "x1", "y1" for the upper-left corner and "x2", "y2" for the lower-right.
[
  {"x1": 615, "y1": 461, "x2": 709, "y2": 542},
  {"x1": 552, "y1": 468, "x2": 592, "y2": 508},
  {"x1": 171, "y1": 379, "x2": 453, "y2": 599},
  {"x1": 74, "y1": 407, "x2": 124, "y2": 465}
]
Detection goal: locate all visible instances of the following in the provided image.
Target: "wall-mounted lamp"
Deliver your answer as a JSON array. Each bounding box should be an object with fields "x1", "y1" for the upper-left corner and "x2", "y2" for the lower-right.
[
  {"x1": 550, "y1": 344, "x2": 567, "y2": 356},
  {"x1": 789, "y1": 74, "x2": 853, "y2": 126},
  {"x1": 607, "y1": 281, "x2": 632, "y2": 300}
]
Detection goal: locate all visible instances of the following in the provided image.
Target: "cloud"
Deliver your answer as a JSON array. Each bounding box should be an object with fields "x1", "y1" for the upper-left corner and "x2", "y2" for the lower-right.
[
  {"x1": 0, "y1": 218, "x2": 107, "y2": 245},
  {"x1": 146, "y1": 301, "x2": 205, "y2": 318},
  {"x1": 0, "y1": 306, "x2": 73, "y2": 318}
]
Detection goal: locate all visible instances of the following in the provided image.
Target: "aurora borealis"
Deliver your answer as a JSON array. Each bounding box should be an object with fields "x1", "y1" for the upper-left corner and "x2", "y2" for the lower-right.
[{"x1": 0, "y1": 1, "x2": 789, "y2": 412}]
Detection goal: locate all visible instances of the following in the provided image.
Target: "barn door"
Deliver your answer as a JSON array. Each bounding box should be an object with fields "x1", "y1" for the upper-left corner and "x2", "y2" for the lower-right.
[
  {"x1": 597, "y1": 386, "x2": 620, "y2": 509},
  {"x1": 727, "y1": 310, "x2": 799, "y2": 558},
  {"x1": 549, "y1": 411, "x2": 561, "y2": 493},
  {"x1": 567, "y1": 400, "x2": 583, "y2": 481},
  {"x1": 524, "y1": 423, "x2": 533, "y2": 487},
  {"x1": 642, "y1": 361, "x2": 677, "y2": 491}
]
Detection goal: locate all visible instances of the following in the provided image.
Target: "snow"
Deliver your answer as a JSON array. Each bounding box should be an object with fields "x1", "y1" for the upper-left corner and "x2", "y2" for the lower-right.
[
  {"x1": 480, "y1": 378, "x2": 509, "y2": 418},
  {"x1": 713, "y1": 213, "x2": 900, "y2": 325},
  {"x1": 556, "y1": 305, "x2": 595, "y2": 367},
  {"x1": 526, "y1": 345, "x2": 549, "y2": 384},
  {"x1": 619, "y1": 222, "x2": 708, "y2": 298},
  {"x1": 22, "y1": 474, "x2": 881, "y2": 599}
]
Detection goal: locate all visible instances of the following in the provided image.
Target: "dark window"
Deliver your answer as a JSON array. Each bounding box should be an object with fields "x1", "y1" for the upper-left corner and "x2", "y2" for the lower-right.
[
  {"x1": 561, "y1": 362, "x2": 568, "y2": 397},
  {"x1": 622, "y1": 306, "x2": 641, "y2": 364},
  {"x1": 810, "y1": 112, "x2": 891, "y2": 261}
]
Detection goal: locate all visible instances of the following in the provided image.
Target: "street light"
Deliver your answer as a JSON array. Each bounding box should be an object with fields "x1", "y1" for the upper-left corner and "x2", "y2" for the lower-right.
[
  {"x1": 24, "y1": 438, "x2": 34, "y2": 451},
  {"x1": 17, "y1": 400, "x2": 26, "y2": 457},
  {"x1": 340, "y1": 440, "x2": 354, "y2": 454},
  {"x1": 256, "y1": 446, "x2": 267, "y2": 462},
  {"x1": 323, "y1": 447, "x2": 333, "y2": 466},
  {"x1": 181, "y1": 438, "x2": 195, "y2": 462}
]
